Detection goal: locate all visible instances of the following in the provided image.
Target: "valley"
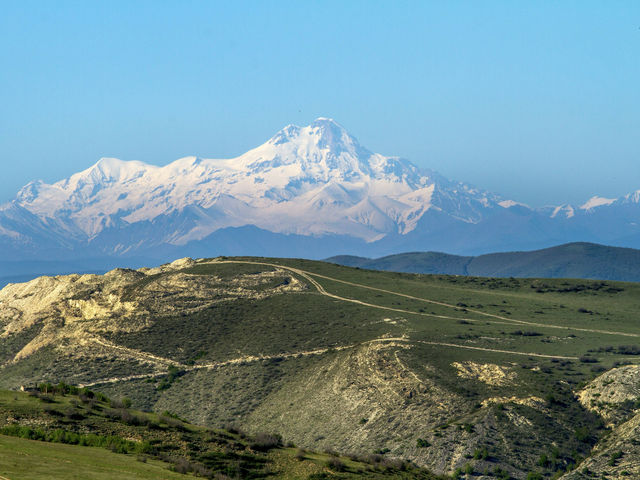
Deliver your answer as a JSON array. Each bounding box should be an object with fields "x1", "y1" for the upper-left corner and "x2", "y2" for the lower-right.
[{"x1": 2, "y1": 257, "x2": 640, "y2": 478}]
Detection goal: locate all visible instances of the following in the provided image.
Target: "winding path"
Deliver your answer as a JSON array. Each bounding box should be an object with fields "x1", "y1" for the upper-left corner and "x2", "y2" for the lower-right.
[
  {"x1": 212, "y1": 260, "x2": 640, "y2": 338},
  {"x1": 80, "y1": 334, "x2": 578, "y2": 388}
]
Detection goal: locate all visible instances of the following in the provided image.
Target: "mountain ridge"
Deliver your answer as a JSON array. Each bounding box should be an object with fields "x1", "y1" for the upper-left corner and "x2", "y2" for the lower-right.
[
  {"x1": 1, "y1": 118, "x2": 639, "y2": 264},
  {"x1": 326, "y1": 242, "x2": 640, "y2": 282}
]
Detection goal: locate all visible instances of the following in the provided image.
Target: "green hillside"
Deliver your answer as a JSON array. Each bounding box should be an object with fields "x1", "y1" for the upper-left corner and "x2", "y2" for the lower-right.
[
  {"x1": 2, "y1": 256, "x2": 640, "y2": 478},
  {"x1": 0, "y1": 387, "x2": 441, "y2": 479},
  {"x1": 327, "y1": 242, "x2": 640, "y2": 281}
]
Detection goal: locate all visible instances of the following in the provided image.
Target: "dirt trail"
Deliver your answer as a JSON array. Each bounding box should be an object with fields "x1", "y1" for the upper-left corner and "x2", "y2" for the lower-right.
[
  {"x1": 212, "y1": 260, "x2": 640, "y2": 338},
  {"x1": 79, "y1": 339, "x2": 381, "y2": 387},
  {"x1": 81, "y1": 334, "x2": 579, "y2": 388},
  {"x1": 414, "y1": 340, "x2": 577, "y2": 360},
  {"x1": 89, "y1": 336, "x2": 187, "y2": 368}
]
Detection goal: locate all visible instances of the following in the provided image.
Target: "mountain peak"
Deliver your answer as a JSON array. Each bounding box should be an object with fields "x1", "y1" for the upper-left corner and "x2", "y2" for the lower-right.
[
  {"x1": 266, "y1": 118, "x2": 366, "y2": 161},
  {"x1": 84, "y1": 157, "x2": 149, "y2": 180},
  {"x1": 310, "y1": 116, "x2": 341, "y2": 128}
]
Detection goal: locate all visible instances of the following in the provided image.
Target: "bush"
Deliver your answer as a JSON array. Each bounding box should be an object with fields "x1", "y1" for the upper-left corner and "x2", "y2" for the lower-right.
[
  {"x1": 157, "y1": 365, "x2": 185, "y2": 391},
  {"x1": 326, "y1": 456, "x2": 346, "y2": 472},
  {"x1": 574, "y1": 427, "x2": 591, "y2": 443},
  {"x1": 160, "y1": 415, "x2": 186, "y2": 430},
  {"x1": 608, "y1": 450, "x2": 623, "y2": 466},
  {"x1": 171, "y1": 457, "x2": 210, "y2": 476},
  {"x1": 110, "y1": 397, "x2": 132, "y2": 409},
  {"x1": 64, "y1": 407, "x2": 85, "y2": 421},
  {"x1": 579, "y1": 355, "x2": 599, "y2": 363},
  {"x1": 474, "y1": 447, "x2": 489, "y2": 460},
  {"x1": 416, "y1": 438, "x2": 430, "y2": 448},
  {"x1": 511, "y1": 330, "x2": 542, "y2": 336},
  {"x1": 250, "y1": 432, "x2": 282, "y2": 451},
  {"x1": 538, "y1": 454, "x2": 549, "y2": 468},
  {"x1": 493, "y1": 466, "x2": 512, "y2": 480},
  {"x1": 381, "y1": 458, "x2": 407, "y2": 471}
]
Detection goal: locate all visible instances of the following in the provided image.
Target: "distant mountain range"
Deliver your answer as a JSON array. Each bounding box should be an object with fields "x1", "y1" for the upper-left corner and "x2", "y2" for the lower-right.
[
  {"x1": 327, "y1": 242, "x2": 640, "y2": 282},
  {"x1": 1, "y1": 118, "x2": 639, "y2": 277}
]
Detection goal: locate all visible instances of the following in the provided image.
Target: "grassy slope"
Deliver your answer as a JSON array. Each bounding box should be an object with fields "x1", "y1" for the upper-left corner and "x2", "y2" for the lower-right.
[
  {"x1": 0, "y1": 435, "x2": 186, "y2": 480},
  {"x1": 2, "y1": 256, "x2": 640, "y2": 478},
  {"x1": 0, "y1": 388, "x2": 442, "y2": 480},
  {"x1": 327, "y1": 242, "x2": 640, "y2": 281}
]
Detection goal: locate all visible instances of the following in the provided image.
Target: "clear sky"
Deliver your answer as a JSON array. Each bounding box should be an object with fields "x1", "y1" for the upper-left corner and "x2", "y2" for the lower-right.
[{"x1": 1, "y1": 1, "x2": 638, "y2": 206}]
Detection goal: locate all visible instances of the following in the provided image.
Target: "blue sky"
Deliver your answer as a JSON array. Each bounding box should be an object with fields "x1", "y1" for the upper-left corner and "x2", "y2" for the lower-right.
[{"x1": 1, "y1": 1, "x2": 638, "y2": 206}]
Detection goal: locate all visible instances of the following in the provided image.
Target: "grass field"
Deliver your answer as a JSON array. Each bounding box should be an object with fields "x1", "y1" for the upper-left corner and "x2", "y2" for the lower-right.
[{"x1": 0, "y1": 434, "x2": 185, "y2": 480}]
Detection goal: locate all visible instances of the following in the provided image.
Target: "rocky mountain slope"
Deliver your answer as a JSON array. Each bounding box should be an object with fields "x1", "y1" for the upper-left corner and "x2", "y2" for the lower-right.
[
  {"x1": 2, "y1": 257, "x2": 640, "y2": 478},
  {"x1": 0, "y1": 118, "x2": 639, "y2": 270}
]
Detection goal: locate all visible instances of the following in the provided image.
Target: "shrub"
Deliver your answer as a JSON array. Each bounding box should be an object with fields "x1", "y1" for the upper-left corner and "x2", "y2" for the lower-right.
[
  {"x1": 574, "y1": 427, "x2": 591, "y2": 443},
  {"x1": 545, "y1": 394, "x2": 560, "y2": 405},
  {"x1": 608, "y1": 450, "x2": 623, "y2": 466},
  {"x1": 157, "y1": 365, "x2": 186, "y2": 391},
  {"x1": 110, "y1": 397, "x2": 132, "y2": 409},
  {"x1": 326, "y1": 456, "x2": 346, "y2": 472},
  {"x1": 381, "y1": 458, "x2": 407, "y2": 471},
  {"x1": 474, "y1": 447, "x2": 489, "y2": 460},
  {"x1": 64, "y1": 407, "x2": 84, "y2": 421},
  {"x1": 160, "y1": 415, "x2": 186, "y2": 430},
  {"x1": 416, "y1": 438, "x2": 430, "y2": 448},
  {"x1": 579, "y1": 355, "x2": 599, "y2": 363},
  {"x1": 250, "y1": 432, "x2": 282, "y2": 451},
  {"x1": 43, "y1": 406, "x2": 62, "y2": 416},
  {"x1": 173, "y1": 457, "x2": 209, "y2": 476},
  {"x1": 493, "y1": 466, "x2": 512, "y2": 480}
]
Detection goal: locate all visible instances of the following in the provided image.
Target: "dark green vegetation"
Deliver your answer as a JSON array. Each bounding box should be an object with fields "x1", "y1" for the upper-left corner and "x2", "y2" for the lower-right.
[
  {"x1": 0, "y1": 386, "x2": 443, "y2": 479},
  {"x1": 327, "y1": 242, "x2": 640, "y2": 282},
  {"x1": 1, "y1": 256, "x2": 640, "y2": 478}
]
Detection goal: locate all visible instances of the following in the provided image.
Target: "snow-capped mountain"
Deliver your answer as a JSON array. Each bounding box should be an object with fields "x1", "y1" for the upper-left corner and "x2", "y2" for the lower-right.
[{"x1": 0, "y1": 118, "x2": 639, "y2": 265}]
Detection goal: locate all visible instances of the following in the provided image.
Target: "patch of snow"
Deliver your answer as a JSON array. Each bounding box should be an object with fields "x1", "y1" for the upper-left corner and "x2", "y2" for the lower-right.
[
  {"x1": 580, "y1": 196, "x2": 616, "y2": 210},
  {"x1": 550, "y1": 205, "x2": 575, "y2": 219},
  {"x1": 499, "y1": 200, "x2": 528, "y2": 209}
]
